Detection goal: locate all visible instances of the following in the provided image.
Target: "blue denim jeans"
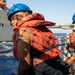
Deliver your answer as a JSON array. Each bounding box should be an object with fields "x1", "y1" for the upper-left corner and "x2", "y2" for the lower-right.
[{"x1": 29, "y1": 57, "x2": 69, "y2": 75}]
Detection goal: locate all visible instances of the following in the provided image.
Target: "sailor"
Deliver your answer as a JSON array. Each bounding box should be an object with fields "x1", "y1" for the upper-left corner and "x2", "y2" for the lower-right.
[
  {"x1": 70, "y1": 13, "x2": 75, "y2": 55},
  {"x1": 64, "y1": 14, "x2": 75, "y2": 74},
  {"x1": 68, "y1": 14, "x2": 75, "y2": 74},
  {"x1": 66, "y1": 13, "x2": 75, "y2": 63},
  {"x1": 7, "y1": 3, "x2": 69, "y2": 75}
]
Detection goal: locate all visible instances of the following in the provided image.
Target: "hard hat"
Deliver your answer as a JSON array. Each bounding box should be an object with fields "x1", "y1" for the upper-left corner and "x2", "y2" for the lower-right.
[
  {"x1": 7, "y1": 3, "x2": 32, "y2": 20},
  {"x1": 72, "y1": 14, "x2": 75, "y2": 23}
]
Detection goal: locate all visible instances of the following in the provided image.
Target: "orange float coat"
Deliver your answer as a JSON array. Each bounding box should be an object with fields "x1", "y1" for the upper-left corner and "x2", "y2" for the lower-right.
[
  {"x1": 70, "y1": 32, "x2": 75, "y2": 50},
  {"x1": 13, "y1": 13, "x2": 62, "y2": 66}
]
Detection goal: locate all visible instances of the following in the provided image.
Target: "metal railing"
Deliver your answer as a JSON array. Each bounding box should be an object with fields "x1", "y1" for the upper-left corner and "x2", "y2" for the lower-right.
[{"x1": 57, "y1": 33, "x2": 75, "y2": 75}]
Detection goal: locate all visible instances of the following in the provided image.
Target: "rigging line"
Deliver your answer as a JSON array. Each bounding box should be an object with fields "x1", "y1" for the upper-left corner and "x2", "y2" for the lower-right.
[{"x1": 40, "y1": 43, "x2": 70, "y2": 53}]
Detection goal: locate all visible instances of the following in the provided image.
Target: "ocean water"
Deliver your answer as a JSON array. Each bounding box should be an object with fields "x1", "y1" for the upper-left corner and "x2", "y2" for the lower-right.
[
  {"x1": 0, "y1": 42, "x2": 18, "y2": 75},
  {"x1": 0, "y1": 33, "x2": 66, "y2": 75}
]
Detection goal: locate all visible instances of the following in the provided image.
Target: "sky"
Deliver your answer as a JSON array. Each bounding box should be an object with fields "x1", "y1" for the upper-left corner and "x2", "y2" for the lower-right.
[{"x1": 6, "y1": 0, "x2": 75, "y2": 33}]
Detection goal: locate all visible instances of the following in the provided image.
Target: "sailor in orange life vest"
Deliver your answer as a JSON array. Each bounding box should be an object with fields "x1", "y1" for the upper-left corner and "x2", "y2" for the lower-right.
[
  {"x1": 7, "y1": 3, "x2": 69, "y2": 75},
  {"x1": 65, "y1": 14, "x2": 75, "y2": 65},
  {"x1": 70, "y1": 13, "x2": 75, "y2": 54}
]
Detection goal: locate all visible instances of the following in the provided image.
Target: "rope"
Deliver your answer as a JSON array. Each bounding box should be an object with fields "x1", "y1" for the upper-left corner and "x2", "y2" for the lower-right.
[{"x1": 40, "y1": 43, "x2": 69, "y2": 53}]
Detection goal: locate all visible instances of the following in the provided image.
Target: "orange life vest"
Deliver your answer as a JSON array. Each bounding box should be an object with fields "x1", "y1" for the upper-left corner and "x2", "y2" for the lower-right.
[
  {"x1": 70, "y1": 32, "x2": 75, "y2": 50},
  {"x1": 13, "y1": 13, "x2": 62, "y2": 66}
]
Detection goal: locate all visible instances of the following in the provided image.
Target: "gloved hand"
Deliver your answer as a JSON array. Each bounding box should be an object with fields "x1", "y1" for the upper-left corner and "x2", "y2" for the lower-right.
[{"x1": 66, "y1": 55, "x2": 75, "y2": 65}]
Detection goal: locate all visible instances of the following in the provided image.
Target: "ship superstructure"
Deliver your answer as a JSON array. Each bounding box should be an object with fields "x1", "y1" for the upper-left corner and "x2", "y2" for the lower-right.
[{"x1": 0, "y1": 0, "x2": 13, "y2": 42}]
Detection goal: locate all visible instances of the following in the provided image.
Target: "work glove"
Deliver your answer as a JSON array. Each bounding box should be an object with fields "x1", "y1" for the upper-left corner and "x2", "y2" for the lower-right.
[{"x1": 66, "y1": 55, "x2": 75, "y2": 65}]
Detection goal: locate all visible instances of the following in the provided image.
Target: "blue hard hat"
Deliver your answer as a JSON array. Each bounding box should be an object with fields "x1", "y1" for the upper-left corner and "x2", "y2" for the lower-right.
[
  {"x1": 7, "y1": 3, "x2": 32, "y2": 20},
  {"x1": 72, "y1": 14, "x2": 75, "y2": 23}
]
